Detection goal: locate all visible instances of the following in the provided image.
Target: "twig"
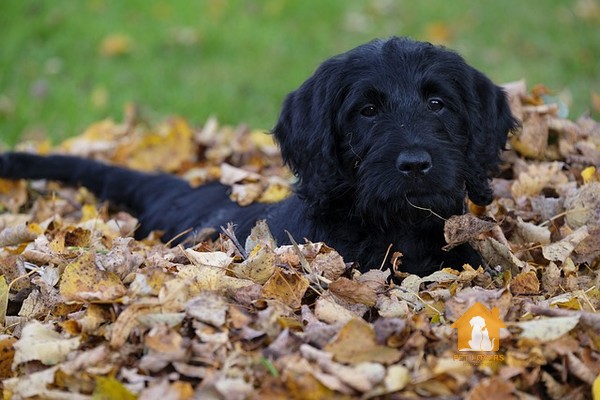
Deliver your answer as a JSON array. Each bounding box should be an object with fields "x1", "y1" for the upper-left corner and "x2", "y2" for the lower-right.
[{"x1": 221, "y1": 223, "x2": 248, "y2": 259}]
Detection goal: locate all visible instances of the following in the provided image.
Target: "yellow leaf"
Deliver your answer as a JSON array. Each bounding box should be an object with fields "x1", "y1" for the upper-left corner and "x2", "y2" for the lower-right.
[
  {"x1": 582, "y1": 166, "x2": 597, "y2": 184},
  {"x1": 593, "y1": 373, "x2": 600, "y2": 400},
  {"x1": 60, "y1": 251, "x2": 127, "y2": 302},
  {"x1": 259, "y1": 180, "x2": 292, "y2": 203},
  {"x1": 261, "y1": 268, "x2": 309, "y2": 309},
  {"x1": 127, "y1": 117, "x2": 194, "y2": 172},
  {"x1": 232, "y1": 244, "x2": 276, "y2": 284},
  {"x1": 110, "y1": 302, "x2": 162, "y2": 348},
  {"x1": 0, "y1": 275, "x2": 8, "y2": 324},
  {"x1": 81, "y1": 204, "x2": 100, "y2": 222},
  {"x1": 93, "y1": 376, "x2": 136, "y2": 400},
  {"x1": 424, "y1": 22, "x2": 453, "y2": 44},
  {"x1": 99, "y1": 33, "x2": 133, "y2": 57},
  {"x1": 0, "y1": 179, "x2": 28, "y2": 214}
]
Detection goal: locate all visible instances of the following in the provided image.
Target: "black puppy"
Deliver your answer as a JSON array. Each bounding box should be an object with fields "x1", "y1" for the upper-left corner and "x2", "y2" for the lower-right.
[{"x1": 0, "y1": 37, "x2": 517, "y2": 276}]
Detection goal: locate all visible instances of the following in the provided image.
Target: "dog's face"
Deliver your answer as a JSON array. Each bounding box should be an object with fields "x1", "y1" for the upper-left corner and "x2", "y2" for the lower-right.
[
  {"x1": 274, "y1": 38, "x2": 517, "y2": 227},
  {"x1": 469, "y1": 316, "x2": 487, "y2": 329}
]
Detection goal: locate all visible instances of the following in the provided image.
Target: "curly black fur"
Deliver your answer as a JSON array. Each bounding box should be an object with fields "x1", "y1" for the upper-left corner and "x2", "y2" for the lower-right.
[{"x1": 0, "y1": 37, "x2": 517, "y2": 276}]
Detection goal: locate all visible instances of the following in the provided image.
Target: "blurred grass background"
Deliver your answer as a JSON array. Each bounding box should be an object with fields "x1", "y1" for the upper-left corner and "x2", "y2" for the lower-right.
[{"x1": 1, "y1": 0, "x2": 599, "y2": 146}]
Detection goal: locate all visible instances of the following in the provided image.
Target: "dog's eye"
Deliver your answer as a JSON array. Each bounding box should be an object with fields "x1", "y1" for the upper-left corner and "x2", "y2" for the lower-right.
[
  {"x1": 360, "y1": 105, "x2": 378, "y2": 118},
  {"x1": 427, "y1": 98, "x2": 444, "y2": 112}
]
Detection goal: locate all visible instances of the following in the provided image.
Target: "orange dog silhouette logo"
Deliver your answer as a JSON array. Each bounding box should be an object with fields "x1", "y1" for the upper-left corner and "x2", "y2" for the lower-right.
[{"x1": 451, "y1": 302, "x2": 505, "y2": 352}]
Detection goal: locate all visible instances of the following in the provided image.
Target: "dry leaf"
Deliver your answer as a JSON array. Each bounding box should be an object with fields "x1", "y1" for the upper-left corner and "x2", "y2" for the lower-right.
[
  {"x1": 59, "y1": 251, "x2": 127, "y2": 302},
  {"x1": 443, "y1": 213, "x2": 497, "y2": 250},
  {"x1": 0, "y1": 222, "x2": 43, "y2": 247},
  {"x1": 100, "y1": 33, "x2": 133, "y2": 57},
  {"x1": 329, "y1": 277, "x2": 377, "y2": 307},
  {"x1": 542, "y1": 225, "x2": 589, "y2": 262},
  {"x1": 12, "y1": 320, "x2": 81, "y2": 367},
  {"x1": 261, "y1": 268, "x2": 309, "y2": 309},
  {"x1": 564, "y1": 182, "x2": 600, "y2": 229},
  {"x1": 510, "y1": 270, "x2": 540, "y2": 295},
  {"x1": 516, "y1": 316, "x2": 580, "y2": 342},
  {"x1": 185, "y1": 291, "x2": 228, "y2": 327},
  {"x1": 325, "y1": 318, "x2": 402, "y2": 365},
  {"x1": 0, "y1": 337, "x2": 16, "y2": 379},
  {"x1": 232, "y1": 244, "x2": 276, "y2": 284},
  {"x1": 511, "y1": 162, "x2": 568, "y2": 199}
]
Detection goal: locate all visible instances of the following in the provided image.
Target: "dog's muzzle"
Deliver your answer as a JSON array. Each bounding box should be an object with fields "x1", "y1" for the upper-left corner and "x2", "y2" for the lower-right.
[{"x1": 395, "y1": 149, "x2": 432, "y2": 178}]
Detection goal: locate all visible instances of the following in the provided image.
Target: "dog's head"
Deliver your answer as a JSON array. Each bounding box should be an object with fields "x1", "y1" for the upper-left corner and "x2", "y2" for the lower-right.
[
  {"x1": 469, "y1": 316, "x2": 487, "y2": 329},
  {"x1": 274, "y1": 37, "x2": 518, "y2": 225}
]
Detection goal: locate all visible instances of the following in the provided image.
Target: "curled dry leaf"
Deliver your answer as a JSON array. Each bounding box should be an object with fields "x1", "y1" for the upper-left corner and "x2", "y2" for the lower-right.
[
  {"x1": 310, "y1": 249, "x2": 347, "y2": 281},
  {"x1": 443, "y1": 213, "x2": 497, "y2": 250},
  {"x1": 512, "y1": 218, "x2": 551, "y2": 245},
  {"x1": 0, "y1": 222, "x2": 43, "y2": 247},
  {"x1": 244, "y1": 219, "x2": 277, "y2": 255}
]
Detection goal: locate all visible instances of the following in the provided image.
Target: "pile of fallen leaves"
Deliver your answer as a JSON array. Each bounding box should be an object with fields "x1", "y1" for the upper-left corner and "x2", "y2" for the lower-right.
[{"x1": 1, "y1": 82, "x2": 600, "y2": 399}]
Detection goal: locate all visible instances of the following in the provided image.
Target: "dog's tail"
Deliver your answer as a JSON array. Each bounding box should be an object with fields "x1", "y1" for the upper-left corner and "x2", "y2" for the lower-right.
[{"x1": 0, "y1": 152, "x2": 189, "y2": 218}]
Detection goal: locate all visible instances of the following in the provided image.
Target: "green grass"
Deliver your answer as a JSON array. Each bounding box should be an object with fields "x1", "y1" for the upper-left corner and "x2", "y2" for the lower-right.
[{"x1": 1, "y1": 0, "x2": 599, "y2": 146}]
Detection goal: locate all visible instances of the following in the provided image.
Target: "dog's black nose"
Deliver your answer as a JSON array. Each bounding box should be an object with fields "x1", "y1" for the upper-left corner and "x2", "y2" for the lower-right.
[{"x1": 396, "y1": 150, "x2": 432, "y2": 177}]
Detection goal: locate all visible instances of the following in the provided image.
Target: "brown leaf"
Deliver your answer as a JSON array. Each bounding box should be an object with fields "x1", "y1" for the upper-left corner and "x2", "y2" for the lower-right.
[
  {"x1": 564, "y1": 182, "x2": 600, "y2": 229},
  {"x1": 446, "y1": 287, "x2": 512, "y2": 322},
  {"x1": 0, "y1": 337, "x2": 16, "y2": 379},
  {"x1": 467, "y1": 377, "x2": 517, "y2": 400},
  {"x1": 324, "y1": 318, "x2": 401, "y2": 365},
  {"x1": 0, "y1": 222, "x2": 43, "y2": 247},
  {"x1": 329, "y1": 277, "x2": 377, "y2": 307},
  {"x1": 510, "y1": 270, "x2": 540, "y2": 295},
  {"x1": 511, "y1": 112, "x2": 548, "y2": 159},
  {"x1": 443, "y1": 214, "x2": 497, "y2": 250},
  {"x1": 310, "y1": 250, "x2": 347, "y2": 281},
  {"x1": 541, "y1": 262, "x2": 562, "y2": 294}
]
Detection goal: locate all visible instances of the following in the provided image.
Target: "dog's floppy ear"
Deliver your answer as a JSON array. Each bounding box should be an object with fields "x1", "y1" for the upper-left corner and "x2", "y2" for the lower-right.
[
  {"x1": 464, "y1": 70, "x2": 519, "y2": 206},
  {"x1": 273, "y1": 58, "x2": 346, "y2": 189}
]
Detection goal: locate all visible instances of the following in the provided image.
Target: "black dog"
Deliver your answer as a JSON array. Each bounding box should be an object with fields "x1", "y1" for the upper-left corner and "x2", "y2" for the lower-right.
[{"x1": 0, "y1": 37, "x2": 517, "y2": 276}]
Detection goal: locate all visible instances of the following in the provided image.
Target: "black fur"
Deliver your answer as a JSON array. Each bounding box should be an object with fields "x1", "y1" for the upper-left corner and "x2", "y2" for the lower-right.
[{"x1": 0, "y1": 37, "x2": 517, "y2": 276}]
